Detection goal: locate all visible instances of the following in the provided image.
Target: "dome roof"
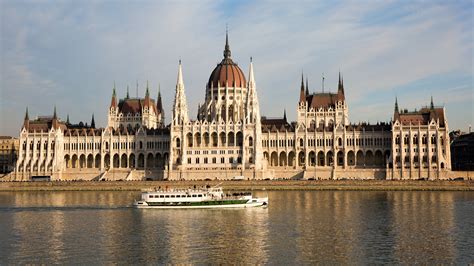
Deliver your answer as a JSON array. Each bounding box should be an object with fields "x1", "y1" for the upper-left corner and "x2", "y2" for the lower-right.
[{"x1": 207, "y1": 33, "x2": 246, "y2": 88}]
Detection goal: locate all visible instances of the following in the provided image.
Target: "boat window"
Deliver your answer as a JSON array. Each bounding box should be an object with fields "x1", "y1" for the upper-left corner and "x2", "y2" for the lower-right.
[
  {"x1": 160, "y1": 195, "x2": 164, "y2": 198},
  {"x1": 149, "y1": 195, "x2": 153, "y2": 198},
  {"x1": 198, "y1": 194, "x2": 202, "y2": 197},
  {"x1": 187, "y1": 195, "x2": 191, "y2": 197},
  {"x1": 176, "y1": 195, "x2": 181, "y2": 198},
  {"x1": 165, "y1": 195, "x2": 170, "y2": 198},
  {"x1": 192, "y1": 195, "x2": 196, "y2": 197},
  {"x1": 171, "y1": 195, "x2": 175, "y2": 198}
]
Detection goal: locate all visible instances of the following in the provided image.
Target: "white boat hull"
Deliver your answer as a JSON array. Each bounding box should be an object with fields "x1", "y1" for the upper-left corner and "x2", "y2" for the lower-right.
[{"x1": 133, "y1": 197, "x2": 268, "y2": 209}]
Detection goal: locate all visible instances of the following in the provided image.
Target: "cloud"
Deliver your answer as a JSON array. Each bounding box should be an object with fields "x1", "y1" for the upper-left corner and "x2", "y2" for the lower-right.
[{"x1": 0, "y1": 1, "x2": 472, "y2": 135}]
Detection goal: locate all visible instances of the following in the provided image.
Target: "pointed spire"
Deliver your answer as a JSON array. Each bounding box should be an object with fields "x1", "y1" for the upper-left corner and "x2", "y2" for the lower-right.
[
  {"x1": 110, "y1": 84, "x2": 118, "y2": 108},
  {"x1": 91, "y1": 113, "x2": 95, "y2": 128},
  {"x1": 52, "y1": 105, "x2": 59, "y2": 129},
  {"x1": 145, "y1": 80, "x2": 150, "y2": 97},
  {"x1": 173, "y1": 60, "x2": 189, "y2": 125},
  {"x1": 395, "y1": 97, "x2": 399, "y2": 113},
  {"x1": 283, "y1": 109, "x2": 287, "y2": 122},
  {"x1": 177, "y1": 60, "x2": 184, "y2": 86},
  {"x1": 299, "y1": 72, "x2": 306, "y2": 103},
  {"x1": 338, "y1": 71, "x2": 342, "y2": 90},
  {"x1": 66, "y1": 114, "x2": 70, "y2": 124},
  {"x1": 430, "y1": 96, "x2": 434, "y2": 109},
  {"x1": 223, "y1": 27, "x2": 231, "y2": 59},
  {"x1": 305, "y1": 77, "x2": 309, "y2": 96},
  {"x1": 126, "y1": 85, "x2": 130, "y2": 99},
  {"x1": 248, "y1": 57, "x2": 255, "y2": 88},
  {"x1": 23, "y1": 107, "x2": 30, "y2": 130}
]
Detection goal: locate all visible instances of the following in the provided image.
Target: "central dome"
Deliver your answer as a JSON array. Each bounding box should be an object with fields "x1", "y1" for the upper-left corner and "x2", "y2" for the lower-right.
[{"x1": 207, "y1": 33, "x2": 246, "y2": 88}]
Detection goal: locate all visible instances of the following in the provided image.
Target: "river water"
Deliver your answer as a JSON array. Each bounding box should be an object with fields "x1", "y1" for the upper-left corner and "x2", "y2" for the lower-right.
[{"x1": 0, "y1": 190, "x2": 473, "y2": 264}]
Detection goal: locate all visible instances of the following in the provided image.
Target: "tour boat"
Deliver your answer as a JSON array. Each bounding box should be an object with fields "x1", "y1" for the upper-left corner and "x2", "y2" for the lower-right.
[{"x1": 133, "y1": 185, "x2": 268, "y2": 209}]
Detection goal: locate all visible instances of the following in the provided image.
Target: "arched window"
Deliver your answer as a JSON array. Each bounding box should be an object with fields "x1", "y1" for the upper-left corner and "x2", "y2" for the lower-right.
[
  {"x1": 299, "y1": 139, "x2": 304, "y2": 147},
  {"x1": 176, "y1": 138, "x2": 181, "y2": 148},
  {"x1": 338, "y1": 138, "x2": 342, "y2": 146}
]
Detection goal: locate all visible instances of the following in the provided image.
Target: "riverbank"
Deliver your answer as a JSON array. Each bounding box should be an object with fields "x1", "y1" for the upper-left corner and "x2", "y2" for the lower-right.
[{"x1": 0, "y1": 180, "x2": 473, "y2": 191}]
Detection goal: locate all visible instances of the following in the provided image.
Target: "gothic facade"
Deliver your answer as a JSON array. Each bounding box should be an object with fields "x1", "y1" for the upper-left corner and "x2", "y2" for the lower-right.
[{"x1": 9, "y1": 34, "x2": 453, "y2": 181}]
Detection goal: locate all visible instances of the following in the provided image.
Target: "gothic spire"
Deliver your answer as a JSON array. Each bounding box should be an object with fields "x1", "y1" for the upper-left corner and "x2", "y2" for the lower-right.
[
  {"x1": 338, "y1": 71, "x2": 343, "y2": 91},
  {"x1": 299, "y1": 73, "x2": 306, "y2": 103},
  {"x1": 305, "y1": 77, "x2": 309, "y2": 96},
  {"x1": 66, "y1": 114, "x2": 70, "y2": 124},
  {"x1": 24, "y1": 107, "x2": 29, "y2": 121},
  {"x1": 110, "y1": 83, "x2": 118, "y2": 108},
  {"x1": 52, "y1": 105, "x2": 59, "y2": 129},
  {"x1": 23, "y1": 107, "x2": 29, "y2": 130},
  {"x1": 395, "y1": 97, "x2": 399, "y2": 113},
  {"x1": 248, "y1": 57, "x2": 256, "y2": 88},
  {"x1": 91, "y1": 113, "x2": 95, "y2": 128},
  {"x1": 172, "y1": 60, "x2": 189, "y2": 125},
  {"x1": 126, "y1": 85, "x2": 130, "y2": 99},
  {"x1": 157, "y1": 84, "x2": 163, "y2": 113},
  {"x1": 223, "y1": 28, "x2": 231, "y2": 59},
  {"x1": 283, "y1": 109, "x2": 287, "y2": 122},
  {"x1": 430, "y1": 96, "x2": 434, "y2": 109}
]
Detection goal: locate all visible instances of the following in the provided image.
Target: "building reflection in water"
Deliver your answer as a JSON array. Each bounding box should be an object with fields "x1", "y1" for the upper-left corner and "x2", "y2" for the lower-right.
[
  {"x1": 0, "y1": 190, "x2": 466, "y2": 264},
  {"x1": 389, "y1": 191, "x2": 456, "y2": 264},
  {"x1": 264, "y1": 190, "x2": 457, "y2": 264},
  {"x1": 136, "y1": 200, "x2": 270, "y2": 264}
]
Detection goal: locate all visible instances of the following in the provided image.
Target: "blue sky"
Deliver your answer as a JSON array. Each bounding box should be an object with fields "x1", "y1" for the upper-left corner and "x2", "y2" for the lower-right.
[{"x1": 1, "y1": 0, "x2": 473, "y2": 136}]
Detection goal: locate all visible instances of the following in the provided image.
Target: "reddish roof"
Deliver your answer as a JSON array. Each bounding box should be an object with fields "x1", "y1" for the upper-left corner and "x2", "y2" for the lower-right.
[
  {"x1": 305, "y1": 92, "x2": 343, "y2": 110},
  {"x1": 207, "y1": 33, "x2": 246, "y2": 88},
  {"x1": 208, "y1": 60, "x2": 246, "y2": 88},
  {"x1": 25, "y1": 117, "x2": 67, "y2": 132},
  {"x1": 118, "y1": 98, "x2": 159, "y2": 115},
  {"x1": 397, "y1": 107, "x2": 445, "y2": 127}
]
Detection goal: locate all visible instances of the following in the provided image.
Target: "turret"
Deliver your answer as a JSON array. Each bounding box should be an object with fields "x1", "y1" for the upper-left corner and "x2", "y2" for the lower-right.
[
  {"x1": 157, "y1": 85, "x2": 164, "y2": 125},
  {"x1": 394, "y1": 97, "x2": 400, "y2": 121},
  {"x1": 91, "y1": 113, "x2": 95, "y2": 128},
  {"x1": 246, "y1": 57, "x2": 260, "y2": 124},
  {"x1": 52, "y1": 106, "x2": 59, "y2": 129},
  {"x1": 337, "y1": 71, "x2": 345, "y2": 101},
  {"x1": 110, "y1": 83, "x2": 118, "y2": 109},
  {"x1": 299, "y1": 73, "x2": 306, "y2": 103},
  {"x1": 172, "y1": 60, "x2": 189, "y2": 125},
  {"x1": 305, "y1": 77, "x2": 309, "y2": 96},
  {"x1": 23, "y1": 107, "x2": 29, "y2": 130},
  {"x1": 144, "y1": 81, "x2": 151, "y2": 109}
]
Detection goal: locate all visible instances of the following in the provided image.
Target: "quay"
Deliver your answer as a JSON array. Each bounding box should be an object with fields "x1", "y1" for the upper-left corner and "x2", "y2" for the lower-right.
[{"x1": 0, "y1": 180, "x2": 472, "y2": 192}]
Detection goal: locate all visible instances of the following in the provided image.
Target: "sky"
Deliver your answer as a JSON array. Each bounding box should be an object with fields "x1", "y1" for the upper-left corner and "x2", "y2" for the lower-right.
[{"x1": 1, "y1": 0, "x2": 473, "y2": 136}]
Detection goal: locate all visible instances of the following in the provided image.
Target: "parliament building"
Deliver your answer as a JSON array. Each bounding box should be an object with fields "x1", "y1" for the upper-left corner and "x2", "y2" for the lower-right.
[{"x1": 10, "y1": 34, "x2": 452, "y2": 181}]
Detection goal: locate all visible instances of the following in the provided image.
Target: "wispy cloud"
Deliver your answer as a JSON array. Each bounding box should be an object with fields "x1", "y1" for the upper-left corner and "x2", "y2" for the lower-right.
[{"x1": 0, "y1": 1, "x2": 472, "y2": 135}]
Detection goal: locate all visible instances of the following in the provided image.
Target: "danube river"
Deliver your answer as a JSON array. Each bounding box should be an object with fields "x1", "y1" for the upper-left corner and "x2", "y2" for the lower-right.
[{"x1": 0, "y1": 190, "x2": 473, "y2": 264}]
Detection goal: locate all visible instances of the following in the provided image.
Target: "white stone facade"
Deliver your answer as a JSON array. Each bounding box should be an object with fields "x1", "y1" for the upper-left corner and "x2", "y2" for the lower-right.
[{"x1": 8, "y1": 36, "x2": 453, "y2": 181}]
